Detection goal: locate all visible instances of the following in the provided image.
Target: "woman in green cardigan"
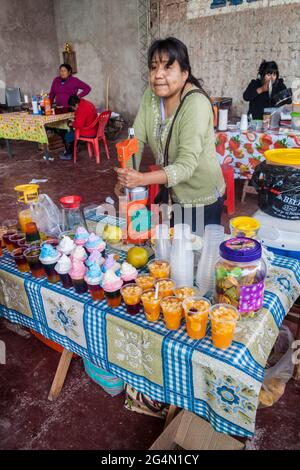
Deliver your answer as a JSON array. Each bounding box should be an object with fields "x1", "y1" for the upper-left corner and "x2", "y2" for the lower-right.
[{"x1": 115, "y1": 37, "x2": 225, "y2": 230}]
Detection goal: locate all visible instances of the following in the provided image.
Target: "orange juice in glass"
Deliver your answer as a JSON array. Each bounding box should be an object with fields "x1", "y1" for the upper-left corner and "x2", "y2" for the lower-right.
[
  {"x1": 183, "y1": 296, "x2": 211, "y2": 340},
  {"x1": 136, "y1": 274, "x2": 156, "y2": 292},
  {"x1": 121, "y1": 283, "x2": 143, "y2": 315},
  {"x1": 141, "y1": 289, "x2": 161, "y2": 322},
  {"x1": 155, "y1": 278, "x2": 176, "y2": 299},
  {"x1": 210, "y1": 304, "x2": 239, "y2": 350},
  {"x1": 160, "y1": 296, "x2": 182, "y2": 330},
  {"x1": 148, "y1": 259, "x2": 170, "y2": 279}
]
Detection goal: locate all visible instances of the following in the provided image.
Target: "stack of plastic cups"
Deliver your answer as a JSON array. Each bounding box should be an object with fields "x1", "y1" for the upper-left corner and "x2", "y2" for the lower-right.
[
  {"x1": 195, "y1": 224, "x2": 225, "y2": 296},
  {"x1": 154, "y1": 224, "x2": 171, "y2": 261},
  {"x1": 170, "y1": 224, "x2": 194, "y2": 288}
]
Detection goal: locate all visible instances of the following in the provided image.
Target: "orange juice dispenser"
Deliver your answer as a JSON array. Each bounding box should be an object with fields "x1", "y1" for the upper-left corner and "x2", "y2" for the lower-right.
[
  {"x1": 14, "y1": 184, "x2": 39, "y2": 233},
  {"x1": 116, "y1": 131, "x2": 151, "y2": 244}
]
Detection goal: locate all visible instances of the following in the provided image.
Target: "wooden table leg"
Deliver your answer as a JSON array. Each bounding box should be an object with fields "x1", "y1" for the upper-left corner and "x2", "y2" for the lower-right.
[
  {"x1": 294, "y1": 313, "x2": 300, "y2": 381},
  {"x1": 164, "y1": 405, "x2": 179, "y2": 429},
  {"x1": 48, "y1": 348, "x2": 73, "y2": 401}
]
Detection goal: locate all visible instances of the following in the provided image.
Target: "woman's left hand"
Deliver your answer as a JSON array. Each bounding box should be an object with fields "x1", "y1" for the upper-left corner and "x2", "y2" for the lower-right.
[{"x1": 115, "y1": 167, "x2": 144, "y2": 189}]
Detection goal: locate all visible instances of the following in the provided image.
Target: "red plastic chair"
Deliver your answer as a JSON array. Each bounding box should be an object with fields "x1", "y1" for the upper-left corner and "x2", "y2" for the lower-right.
[
  {"x1": 73, "y1": 110, "x2": 111, "y2": 164},
  {"x1": 221, "y1": 163, "x2": 235, "y2": 215}
]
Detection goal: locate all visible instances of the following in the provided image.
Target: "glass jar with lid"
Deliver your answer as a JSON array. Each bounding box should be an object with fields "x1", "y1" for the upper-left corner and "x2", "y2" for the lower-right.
[{"x1": 215, "y1": 238, "x2": 267, "y2": 317}]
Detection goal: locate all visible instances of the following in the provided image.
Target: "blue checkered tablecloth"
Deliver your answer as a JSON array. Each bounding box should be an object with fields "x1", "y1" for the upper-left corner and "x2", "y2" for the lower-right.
[{"x1": 0, "y1": 241, "x2": 299, "y2": 438}]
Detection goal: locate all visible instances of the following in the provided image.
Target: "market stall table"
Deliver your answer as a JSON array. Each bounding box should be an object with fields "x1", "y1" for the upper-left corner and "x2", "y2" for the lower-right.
[
  {"x1": 0, "y1": 111, "x2": 74, "y2": 160},
  {"x1": 1, "y1": 220, "x2": 299, "y2": 437}
]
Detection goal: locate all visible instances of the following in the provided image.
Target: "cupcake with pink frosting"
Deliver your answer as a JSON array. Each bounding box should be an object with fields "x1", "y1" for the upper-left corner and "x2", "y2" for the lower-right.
[
  {"x1": 71, "y1": 245, "x2": 88, "y2": 263},
  {"x1": 120, "y1": 261, "x2": 138, "y2": 285},
  {"x1": 69, "y1": 260, "x2": 87, "y2": 294},
  {"x1": 74, "y1": 227, "x2": 89, "y2": 246},
  {"x1": 102, "y1": 269, "x2": 123, "y2": 308},
  {"x1": 85, "y1": 233, "x2": 106, "y2": 254}
]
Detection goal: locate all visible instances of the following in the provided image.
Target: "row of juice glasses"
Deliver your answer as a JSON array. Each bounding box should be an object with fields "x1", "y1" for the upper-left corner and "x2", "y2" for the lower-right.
[{"x1": 119, "y1": 273, "x2": 239, "y2": 349}]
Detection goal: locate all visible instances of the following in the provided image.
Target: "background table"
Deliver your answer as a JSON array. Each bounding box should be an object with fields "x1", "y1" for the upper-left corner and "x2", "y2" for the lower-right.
[
  {"x1": 215, "y1": 129, "x2": 300, "y2": 179},
  {"x1": 0, "y1": 111, "x2": 74, "y2": 159},
  {"x1": 1, "y1": 236, "x2": 299, "y2": 438}
]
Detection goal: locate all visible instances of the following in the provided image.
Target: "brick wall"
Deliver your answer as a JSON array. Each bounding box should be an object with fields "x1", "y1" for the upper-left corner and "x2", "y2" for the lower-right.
[{"x1": 152, "y1": 0, "x2": 300, "y2": 115}]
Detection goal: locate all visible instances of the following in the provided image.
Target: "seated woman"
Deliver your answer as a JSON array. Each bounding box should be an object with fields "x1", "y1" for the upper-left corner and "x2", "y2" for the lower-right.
[
  {"x1": 115, "y1": 37, "x2": 225, "y2": 232},
  {"x1": 49, "y1": 63, "x2": 91, "y2": 109},
  {"x1": 59, "y1": 95, "x2": 98, "y2": 160},
  {"x1": 243, "y1": 60, "x2": 290, "y2": 120}
]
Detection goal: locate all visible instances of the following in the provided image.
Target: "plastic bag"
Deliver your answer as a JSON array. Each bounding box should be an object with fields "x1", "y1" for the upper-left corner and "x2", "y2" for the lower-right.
[
  {"x1": 31, "y1": 194, "x2": 62, "y2": 238},
  {"x1": 251, "y1": 161, "x2": 300, "y2": 220},
  {"x1": 124, "y1": 384, "x2": 169, "y2": 419},
  {"x1": 259, "y1": 326, "x2": 294, "y2": 407}
]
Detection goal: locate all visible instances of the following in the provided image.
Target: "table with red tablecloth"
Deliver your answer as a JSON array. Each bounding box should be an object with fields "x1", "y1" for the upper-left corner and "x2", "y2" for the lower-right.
[{"x1": 215, "y1": 130, "x2": 300, "y2": 179}]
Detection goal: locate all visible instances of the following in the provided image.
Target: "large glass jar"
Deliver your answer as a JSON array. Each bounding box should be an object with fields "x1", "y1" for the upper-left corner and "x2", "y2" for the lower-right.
[{"x1": 215, "y1": 238, "x2": 267, "y2": 317}]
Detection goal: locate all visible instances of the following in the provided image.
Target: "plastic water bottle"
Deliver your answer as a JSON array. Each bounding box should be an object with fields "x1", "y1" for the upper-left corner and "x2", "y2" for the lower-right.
[
  {"x1": 170, "y1": 224, "x2": 194, "y2": 287},
  {"x1": 32, "y1": 96, "x2": 39, "y2": 115},
  {"x1": 154, "y1": 224, "x2": 171, "y2": 261}
]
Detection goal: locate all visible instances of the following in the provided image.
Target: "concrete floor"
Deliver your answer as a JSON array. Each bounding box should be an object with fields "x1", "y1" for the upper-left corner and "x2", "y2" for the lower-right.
[{"x1": 0, "y1": 138, "x2": 299, "y2": 450}]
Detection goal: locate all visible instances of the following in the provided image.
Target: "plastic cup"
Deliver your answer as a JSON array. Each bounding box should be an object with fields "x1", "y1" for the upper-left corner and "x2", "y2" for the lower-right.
[
  {"x1": 87, "y1": 282, "x2": 105, "y2": 301},
  {"x1": 0, "y1": 225, "x2": 8, "y2": 248},
  {"x1": 41, "y1": 260, "x2": 60, "y2": 284},
  {"x1": 141, "y1": 289, "x2": 161, "y2": 322},
  {"x1": 121, "y1": 283, "x2": 143, "y2": 315},
  {"x1": 24, "y1": 247, "x2": 46, "y2": 278},
  {"x1": 210, "y1": 304, "x2": 240, "y2": 350},
  {"x1": 25, "y1": 222, "x2": 40, "y2": 243},
  {"x1": 12, "y1": 248, "x2": 30, "y2": 273},
  {"x1": 174, "y1": 286, "x2": 197, "y2": 301},
  {"x1": 59, "y1": 273, "x2": 73, "y2": 289},
  {"x1": 3, "y1": 219, "x2": 18, "y2": 231},
  {"x1": 104, "y1": 289, "x2": 122, "y2": 308},
  {"x1": 183, "y1": 296, "x2": 211, "y2": 340},
  {"x1": 148, "y1": 259, "x2": 170, "y2": 279},
  {"x1": 9, "y1": 233, "x2": 26, "y2": 250},
  {"x1": 160, "y1": 296, "x2": 183, "y2": 330},
  {"x1": 155, "y1": 278, "x2": 176, "y2": 299},
  {"x1": 72, "y1": 278, "x2": 88, "y2": 294},
  {"x1": 136, "y1": 274, "x2": 156, "y2": 292},
  {"x1": 2, "y1": 230, "x2": 17, "y2": 251}
]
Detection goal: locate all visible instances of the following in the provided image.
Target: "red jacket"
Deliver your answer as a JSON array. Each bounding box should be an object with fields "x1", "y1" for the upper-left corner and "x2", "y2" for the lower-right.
[{"x1": 72, "y1": 99, "x2": 98, "y2": 137}]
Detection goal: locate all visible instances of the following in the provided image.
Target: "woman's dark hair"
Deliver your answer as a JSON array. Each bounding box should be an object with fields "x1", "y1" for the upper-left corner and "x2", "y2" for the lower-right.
[
  {"x1": 68, "y1": 95, "x2": 80, "y2": 107},
  {"x1": 59, "y1": 63, "x2": 72, "y2": 74},
  {"x1": 258, "y1": 60, "x2": 279, "y2": 80},
  {"x1": 148, "y1": 37, "x2": 211, "y2": 102}
]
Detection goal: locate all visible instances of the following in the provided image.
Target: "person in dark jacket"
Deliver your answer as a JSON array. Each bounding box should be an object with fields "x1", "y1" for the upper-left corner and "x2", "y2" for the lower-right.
[{"x1": 243, "y1": 60, "x2": 290, "y2": 119}]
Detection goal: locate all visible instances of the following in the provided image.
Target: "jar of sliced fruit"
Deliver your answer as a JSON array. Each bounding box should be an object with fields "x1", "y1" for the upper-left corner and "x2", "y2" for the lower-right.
[{"x1": 215, "y1": 238, "x2": 267, "y2": 317}]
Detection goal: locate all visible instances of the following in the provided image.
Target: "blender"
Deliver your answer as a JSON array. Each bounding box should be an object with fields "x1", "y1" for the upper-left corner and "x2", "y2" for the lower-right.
[
  {"x1": 60, "y1": 195, "x2": 88, "y2": 234},
  {"x1": 116, "y1": 133, "x2": 151, "y2": 244}
]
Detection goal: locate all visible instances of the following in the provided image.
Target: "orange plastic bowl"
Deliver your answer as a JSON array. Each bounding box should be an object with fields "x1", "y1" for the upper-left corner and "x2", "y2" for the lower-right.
[{"x1": 30, "y1": 329, "x2": 64, "y2": 353}]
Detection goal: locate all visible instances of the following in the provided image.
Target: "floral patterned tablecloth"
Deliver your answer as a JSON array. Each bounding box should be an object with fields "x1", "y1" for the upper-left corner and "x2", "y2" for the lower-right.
[
  {"x1": 215, "y1": 130, "x2": 300, "y2": 179},
  {"x1": 0, "y1": 112, "x2": 74, "y2": 145},
  {"x1": 0, "y1": 215, "x2": 299, "y2": 437}
]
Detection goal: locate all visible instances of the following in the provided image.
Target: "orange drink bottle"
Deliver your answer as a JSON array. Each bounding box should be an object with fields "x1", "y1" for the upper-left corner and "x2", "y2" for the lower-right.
[
  {"x1": 148, "y1": 259, "x2": 170, "y2": 279},
  {"x1": 121, "y1": 283, "x2": 143, "y2": 315},
  {"x1": 155, "y1": 278, "x2": 176, "y2": 299},
  {"x1": 160, "y1": 296, "x2": 182, "y2": 330},
  {"x1": 183, "y1": 296, "x2": 211, "y2": 340},
  {"x1": 136, "y1": 274, "x2": 156, "y2": 292},
  {"x1": 141, "y1": 289, "x2": 161, "y2": 322},
  {"x1": 210, "y1": 304, "x2": 240, "y2": 349}
]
